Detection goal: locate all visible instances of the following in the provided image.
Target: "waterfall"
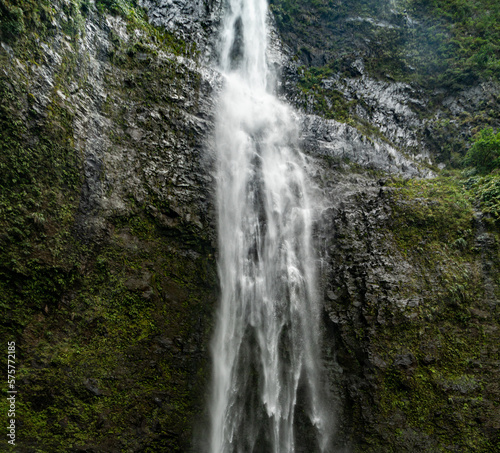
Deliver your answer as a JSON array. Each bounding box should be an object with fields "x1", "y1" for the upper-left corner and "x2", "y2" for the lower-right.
[{"x1": 209, "y1": 1, "x2": 331, "y2": 451}]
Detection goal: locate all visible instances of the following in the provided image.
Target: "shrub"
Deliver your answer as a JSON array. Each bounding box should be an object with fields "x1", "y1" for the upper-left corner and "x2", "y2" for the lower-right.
[{"x1": 463, "y1": 128, "x2": 500, "y2": 175}]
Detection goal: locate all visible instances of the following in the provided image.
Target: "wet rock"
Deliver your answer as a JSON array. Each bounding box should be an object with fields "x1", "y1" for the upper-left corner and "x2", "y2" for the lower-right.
[
  {"x1": 301, "y1": 113, "x2": 431, "y2": 177},
  {"x1": 83, "y1": 378, "x2": 102, "y2": 397},
  {"x1": 393, "y1": 353, "x2": 416, "y2": 368},
  {"x1": 139, "y1": 0, "x2": 224, "y2": 59}
]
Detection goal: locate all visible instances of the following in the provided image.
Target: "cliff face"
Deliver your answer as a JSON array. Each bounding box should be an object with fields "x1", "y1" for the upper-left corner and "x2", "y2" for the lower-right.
[
  {"x1": 0, "y1": 1, "x2": 219, "y2": 451},
  {"x1": 271, "y1": 0, "x2": 500, "y2": 167},
  {"x1": 0, "y1": 0, "x2": 499, "y2": 452},
  {"x1": 316, "y1": 170, "x2": 500, "y2": 451}
]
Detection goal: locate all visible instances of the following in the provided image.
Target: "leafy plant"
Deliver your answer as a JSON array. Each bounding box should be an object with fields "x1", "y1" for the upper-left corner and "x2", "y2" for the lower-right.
[
  {"x1": 463, "y1": 128, "x2": 500, "y2": 175},
  {"x1": 464, "y1": 174, "x2": 500, "y2": 222}
]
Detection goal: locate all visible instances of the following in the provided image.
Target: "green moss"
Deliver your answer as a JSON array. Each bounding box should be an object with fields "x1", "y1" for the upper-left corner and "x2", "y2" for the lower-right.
[
  {"x1": 357, "y1": 174, "x2": 500, "y2": 451},
  {"x1": 98, "y1": 0, "x2": 193, "y2": 60},
  {"x1": 371, "y1": 317, "x2": 498, "y2": 451},
  {"x1": 296, "y1": 65, "x2": 355, "y2": 122},
  {"x1": 271, "y1": 0, "x2": 500, "y2": 88},
  {"x1": 388, "y1": 176, "x2": 474, "y2": 255},
  {"x1": 0, "y1": 57, "x2": 82, "y2": 331},
  {"x1": 0, "y1": 210, "x2": 216, "y2": 451}
]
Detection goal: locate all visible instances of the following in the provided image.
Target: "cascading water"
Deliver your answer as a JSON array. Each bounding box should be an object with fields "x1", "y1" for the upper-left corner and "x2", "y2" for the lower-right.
[{"x1": 209, "y1": 1, "x2": 331, "y2": 451}]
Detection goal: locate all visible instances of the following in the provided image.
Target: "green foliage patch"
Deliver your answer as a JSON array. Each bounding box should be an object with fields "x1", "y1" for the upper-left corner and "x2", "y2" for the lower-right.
[
  {"x1": 389, "y1": 176, "x2": 474, "y2": 253},
  {"x1": 464, "y1": 128, "x2": 500, "y2": 175},
  {"x1": 462, "y1": 128, "x2": 500, "y2": 224},
  {"x1": 465, "y1": 174, "x2": 500, "y2": 224},
  {"x1": 412, "y1": 0, "x2": 500, "y2": 87}
]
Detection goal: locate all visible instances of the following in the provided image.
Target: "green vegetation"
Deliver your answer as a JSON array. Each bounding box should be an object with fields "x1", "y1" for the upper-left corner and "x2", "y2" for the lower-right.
[
  {"x1": 0, "y1": 1, "x2": 25, "y2": 40},
  {"x1": 464, "y1": 128, "x2": 500, "y2": 175},
  {"x1": 462, "y1": 128, "x2": 500, "y2": 224},
  {"x1": 95, "y1": 0, "x2": 134, "y2": 16},
  {"x1": 1, "y1": 0, "x2": 499, "y2": 451},
  {"x1": 389, "y1": 176, "x2": 474, "y2": 255},
  {"x1": 271, "y1": 0, "x2": 500, "y2": 87},
  {"x1": 271, "y1": 0, "x2": 500, "y2": 160},
  {"x1": 323, "y1": 171, "x2": 500, "y2": 451},
  {"x1": 296, "y1": 65, "x2": 355, "y2": 121},
  {"x1": 0, "y1": 214, "x2": 216, "y2": 451},
  {"x1": 412, "y1": 0, "x2": 500, "y2": 88},
  {"x1": 0, "y1": 60, "x2": 81, "y2": 327},
  {"x1": 466, "y1": 175, "x2": 500, "y2": 223},
  {"x1": 388, "y1": 126, "x2": 500, "y2": 232}
]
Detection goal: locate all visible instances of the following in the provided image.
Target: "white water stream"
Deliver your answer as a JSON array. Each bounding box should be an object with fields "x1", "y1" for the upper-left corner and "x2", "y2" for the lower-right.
[{"x1": 209, "y1": 1, "x2": 331, "y2": 451}]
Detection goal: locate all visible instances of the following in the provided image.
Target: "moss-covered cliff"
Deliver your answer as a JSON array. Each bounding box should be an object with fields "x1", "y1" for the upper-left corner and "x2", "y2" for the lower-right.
[
  {"x1": 272, "y1": 0, "x2": 500, "y2": 166},
  {"x1": 0, "y1": 0, "x2": 218, "y2": 451},
  {"x1": 315, "y1": 167, "x2": 500, "y2": 451},
  {"x1": 0, "y1": 0, "x2": 499, "y2": 452}
]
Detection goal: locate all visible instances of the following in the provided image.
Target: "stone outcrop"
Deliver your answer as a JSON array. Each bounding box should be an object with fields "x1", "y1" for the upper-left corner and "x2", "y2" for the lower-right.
[
  {"x1": 0, "y1": 1, "x2": 220, "y2": 451},
  {"x1": 300, "y1": 113, "x2": 431, "y2": 177},
  {"x1": 138, "y1": 0, "x2": 223, "y2": 59}
]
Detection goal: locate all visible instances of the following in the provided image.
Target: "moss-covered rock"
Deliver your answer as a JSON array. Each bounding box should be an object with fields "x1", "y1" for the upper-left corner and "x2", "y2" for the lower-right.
[
  {"x1": 1, "y1": 1, "x2": 500, "y2": 452},
  {"x1": 318, "y1": 170, "x2": 500, "y2": 452},
  {"x1": 0, "y1": 1, "x2": 218, "y2": 451},
  {"x1": 273, "y1": 0, "x2": 500, "y2": 168}
]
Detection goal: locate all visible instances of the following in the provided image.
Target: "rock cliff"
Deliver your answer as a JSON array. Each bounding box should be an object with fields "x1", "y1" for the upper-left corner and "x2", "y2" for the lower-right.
[
  {"x1": 0, "y1": 0, "x2": 499, "y2": 452},
  {"x1": 1, "y1": 1, "x2": 219, "y2": 450}
]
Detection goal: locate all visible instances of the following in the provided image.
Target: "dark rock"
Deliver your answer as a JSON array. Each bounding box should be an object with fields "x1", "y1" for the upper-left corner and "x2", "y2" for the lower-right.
[
  {"x1": 393, "y1": 353, "x2": 416, "y2": 368},
  {"x1": 83, "y1": 378, "x2": 102, "y2": 397}
]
